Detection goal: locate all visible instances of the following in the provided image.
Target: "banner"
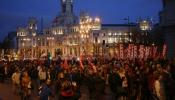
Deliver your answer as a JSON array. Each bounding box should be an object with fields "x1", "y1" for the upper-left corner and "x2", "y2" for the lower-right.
[
  {"x1": 153, "y1": 46, "x2": 157, "y2": 58},
  {"x1": 162, "y1": 44, "x2": 167, "y2": 58},
  {"x1": 134, "y1": 45, "x2": 137, "y2": 59},
  {"x1": 127, "y1": 44, "x2": 131, "y2": 59},
  {"x1": 145, "y1": 46, "x2": 150, "y2": 59},
  {"x1": 119, "y1": 44, "x2": 124, "y2": 59},
  {"x1": 139, "y1": 45, "x2": 144, "y2": 59}
]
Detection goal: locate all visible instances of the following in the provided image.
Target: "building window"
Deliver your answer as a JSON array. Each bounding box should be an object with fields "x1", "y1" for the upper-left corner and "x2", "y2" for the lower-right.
[
  {"x1": 108, "y1": 37, "x2": 115, "y2": 43},
  {"x1": 62, "y1": 4, "x2": 66, "y2": 13},
  {"x1": 102, "y1": 40, "x2": 105, "y2": 45},
  {"x1": 108, "y1": 32, "x2": 112, "y2": 36},
  {"x1": 119, "y1": 32, "x2": 122, "y2": 36}
]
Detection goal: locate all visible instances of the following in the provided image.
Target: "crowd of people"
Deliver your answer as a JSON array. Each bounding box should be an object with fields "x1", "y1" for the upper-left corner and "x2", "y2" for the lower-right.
[{"x1": 0, "y1": 56, "x2": 175, "y2": 100}]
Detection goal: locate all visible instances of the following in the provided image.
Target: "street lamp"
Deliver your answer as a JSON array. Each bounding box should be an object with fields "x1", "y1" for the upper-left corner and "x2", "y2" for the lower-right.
[{"x1": 123, "y1": 16, "x2": 132, "y2": 43}]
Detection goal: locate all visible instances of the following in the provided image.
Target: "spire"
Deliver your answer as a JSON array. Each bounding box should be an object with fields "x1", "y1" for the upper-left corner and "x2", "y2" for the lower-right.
[
  {"x1": 28, "y1": 17, "x2": 37, "y2": 31},
  {"x1": 61, "y1": 0, "x2": 73, "y2": 14},
  {"x1": 52, "y1": 0, "x2": 77, "y2": 26}
]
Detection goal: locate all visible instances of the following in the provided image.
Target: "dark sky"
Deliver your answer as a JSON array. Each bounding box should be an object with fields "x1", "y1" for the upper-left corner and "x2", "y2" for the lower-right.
[{"x1": 0, "y1": 0, "x2": 162, "y2": 41}]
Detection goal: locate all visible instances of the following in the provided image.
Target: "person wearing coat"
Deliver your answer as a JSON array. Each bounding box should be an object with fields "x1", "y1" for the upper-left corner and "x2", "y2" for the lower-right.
[
  {"x1": 21, "y1": 71, "x2": 32, "y2": 100},
  {"x1": 38, "y1": 79, "x2": 52, "y2": 100},
  {"x1": 12, "y1": 68, "x2": 21, "y2": 95},
  {"x1": 154, "y1": 73, "x2": 166, "y2": 100}
]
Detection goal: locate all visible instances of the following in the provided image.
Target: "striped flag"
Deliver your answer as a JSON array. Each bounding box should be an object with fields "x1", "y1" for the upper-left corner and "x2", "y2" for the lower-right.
[
  {"x1": 139, "y1": 45, "x2": 144, "y2": 59},
  {"x1": 127, "y1": 44, "x2": 131, "y2": 59},
  {"x1": 119, "y1": 44, "x2": 124, "y2": 59},
  {"x1": 153, "y1": 46, "x2": 157, "y2": 58},
  {"x1": 87, "y1": 58, "x2": 97, "y2": 73},
  {"x1": 145, "y1": 46, "x2": 150, "y2": 59},
  {"x1": 162, "y1": 44, "x2": 167, "y2": 58},
  {"x1": 134, "y1": 45, "x2": 137, "y2": 59}
]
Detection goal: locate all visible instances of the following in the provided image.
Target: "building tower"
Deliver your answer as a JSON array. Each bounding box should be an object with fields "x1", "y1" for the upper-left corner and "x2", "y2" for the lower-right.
[
  {"x1": 28, "y1": 17, "x2": 37, "y2": 31},
  {"x1": 52, "y1": 0, "x2": 77, "y2": 26},
  {"x1": 61, "y1": 0, "x2": 73, "y2": 15},
  {"x1": 160, "y1": 0, "x2": 175, "y2": 59}
]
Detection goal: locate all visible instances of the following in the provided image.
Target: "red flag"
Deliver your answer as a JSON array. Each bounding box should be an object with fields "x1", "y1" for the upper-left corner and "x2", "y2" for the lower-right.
[
  {"x1": 87, "y1": 58, "x2": 97, "y2": 73},
  {"x1": 127, "y1": 44, "x2": 131, "y2": 59},
  {"x1": 139, "y1": 45, "x2": 144, "y2": 59},
  {"x1": 79, "y1": 56, "x2": 84, "y2": 70},
  {"x1": 162, "y1": 44, "x2": 167, "y2": 58},
  {"x1": 153, "y1": 46, "x2": 157, "y2": 58},
  {"x1": 145, "y1": 46, "x2": 150, "y2": 60},
  {"x1": 63, "y1": 59, "x2": 69, "y2": 70},
  {"x1": 119, "y1": 44, "x2": 124, "y2": 59},
  {"x1": 134, "y1": 45, "x2": 138, "y2": 59}
]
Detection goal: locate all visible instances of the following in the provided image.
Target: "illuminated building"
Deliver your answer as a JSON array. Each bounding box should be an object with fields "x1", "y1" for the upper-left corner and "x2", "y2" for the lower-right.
[{"x1": 17, "y1": 0, "x2": 152, "y2": 60}]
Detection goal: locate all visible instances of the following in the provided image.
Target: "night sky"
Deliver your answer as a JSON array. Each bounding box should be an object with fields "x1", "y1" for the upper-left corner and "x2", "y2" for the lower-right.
[{"x1": 0, "y1": 0, "x2": 162, "y2": 41}]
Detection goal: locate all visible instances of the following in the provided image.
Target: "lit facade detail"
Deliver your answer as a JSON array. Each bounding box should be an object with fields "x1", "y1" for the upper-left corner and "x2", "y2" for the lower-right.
[{"x1": 139, "y1": 20, "x2": 152, "y2": 31}]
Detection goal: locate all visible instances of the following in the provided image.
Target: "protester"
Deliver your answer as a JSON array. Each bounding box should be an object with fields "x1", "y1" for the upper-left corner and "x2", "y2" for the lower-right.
[
  {"x1": 21, "y1": 71, "x2": 32, "y2": 100},
  {"x1": 59, "y1": 78, "x2": 75, "y2": 100},
  {"x1": 38, "y1": 66, "x2": 47, "y2": 84},
  {"x1": 11, "y1": 68, "x2": 21, "y2": 95},
  {"x1": 38, "y1": 79, "x2": 52, "y2": 100},
  {"x1": 0, "y1": 56, "x2": 174, "y2": 100}
]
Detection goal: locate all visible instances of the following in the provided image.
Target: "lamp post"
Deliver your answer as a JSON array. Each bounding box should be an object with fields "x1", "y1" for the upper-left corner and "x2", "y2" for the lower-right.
[
  {"x1": 79, "y1": 16, "x2": 101, "y2": 56},
  {"x1": 123, "y1": 16, "x2": 132, "y2": 43}
]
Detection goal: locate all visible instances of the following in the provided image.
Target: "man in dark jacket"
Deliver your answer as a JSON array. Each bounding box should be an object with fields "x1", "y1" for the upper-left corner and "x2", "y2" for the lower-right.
[
  {"x1": 108, "y1": 69, "x2": 122, "y2": 100},
  {"x1": 95, "y1": 73, "x2": 105, "y2": 100},
  {"x1": 38, "y1": 80, "x2": 52, "y2": 100}
]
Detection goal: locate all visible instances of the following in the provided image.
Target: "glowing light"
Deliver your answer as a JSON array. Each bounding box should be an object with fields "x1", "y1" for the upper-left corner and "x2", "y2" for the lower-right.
[
  {"x1": 130, "y1": 39, "x2": 132, "y2": 42},
  {"x1": 77, "y1": 57, "x2": 80, "y2": 61},
  {"x1": 140, "y1": 20, "x2": 151, "y2": 31},
  {"x1": 22, "y1": 43, "x2": 25, "y2": 46},
  {"x1": 29, "y1": 26, "x2": 32, "y2": 29},
  {"x1": 32, "y1": 32, "x2": 36, "y2": 36},
  {"x1": 89, "y1": 18, "x2": 92, "y2": 22},
  {"x1": 27, "y1": 38, "x2": 31, "y2": 41},
  {"x1": 81, "y1": 34, "x2": 84, "y2": 38},
  {"x1": 98, "y1": 40, "x2": 100, "y2": 43},
  {"x1": 108, "y1": 32, "x2": 112, "y2": 36},
  {"x1": 95, "y1": 17, "x2": 100, "y2": 22}
]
